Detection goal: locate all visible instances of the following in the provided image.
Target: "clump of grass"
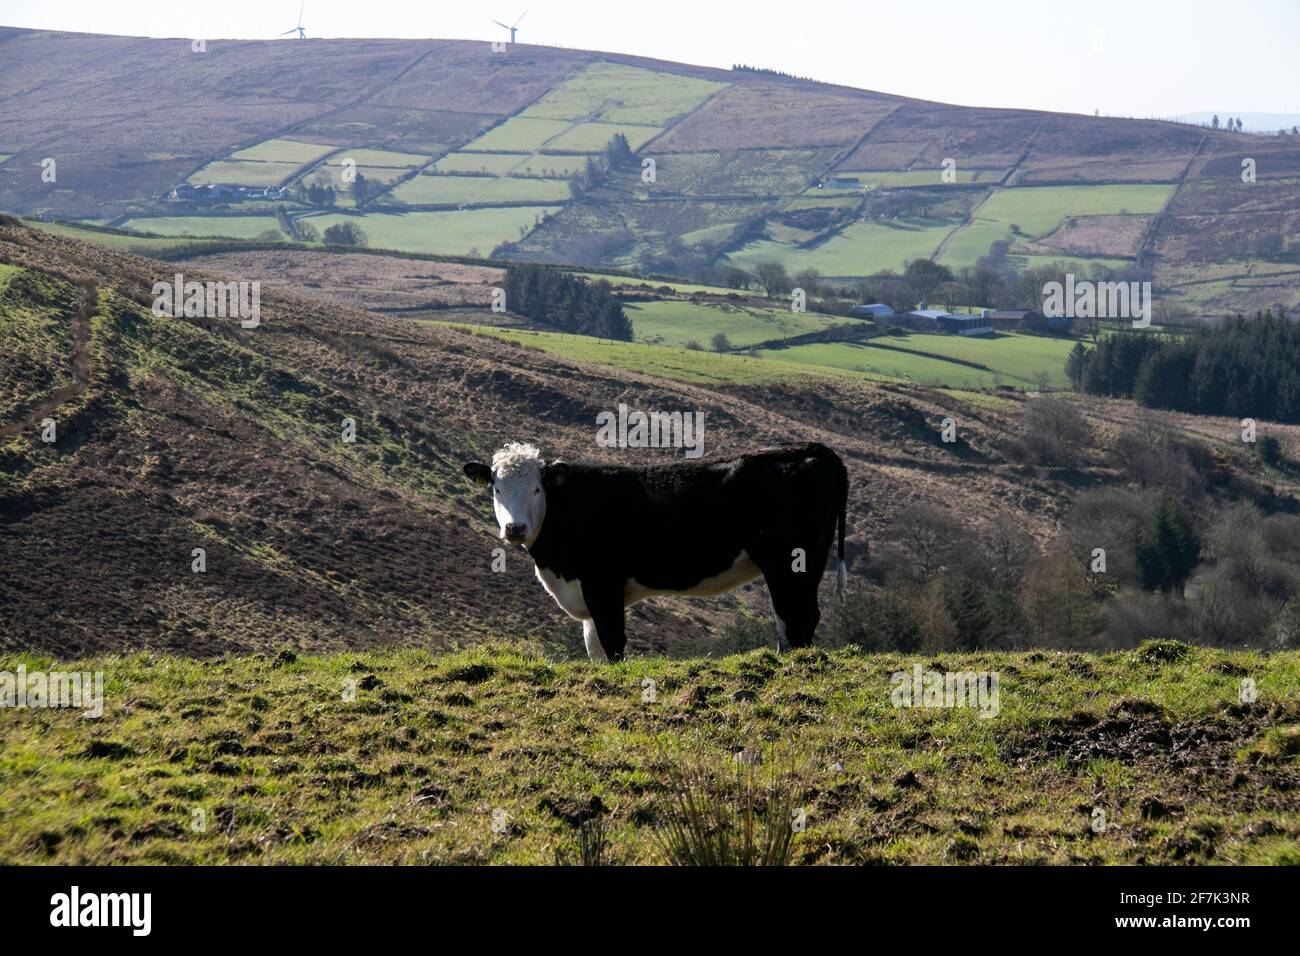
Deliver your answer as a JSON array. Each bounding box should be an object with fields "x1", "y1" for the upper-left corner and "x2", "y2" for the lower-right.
[
  {"x1": 554, "y1": 816, "x2": 608, "y2": 866},
  {"x1": 654, "y1": 749, "x2": 802, "y2": 866},
  {"x1": 1243, "y1": 725, "x2": 1300, "y2": 766},
  {"x1": 1135, "y1": 639, "x2": 1192, "y2": 664}
]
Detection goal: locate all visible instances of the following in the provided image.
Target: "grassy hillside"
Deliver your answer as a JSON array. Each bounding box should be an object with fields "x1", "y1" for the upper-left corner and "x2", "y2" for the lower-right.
[
  {"x1": 727, "y1": 217, "x2": 961, "y2": 276},
  {"x1": 296, "y1": 208, "x2": 563, "y2": 256},
  {"x1": 625, "y1": 299, "x2": 842, "y2": 348},
  {"x1": 761, "y1": 332, "x2": 1077, "y2": 389},
  {"x1": 118, "y1": 215, "x2": 285, "y2": 240},
  {"x1": 938, "y1": 184, "x2": 1174, "y2": 271},
  {"x1": 2, "y1": 29, "x2": 1295, "y2": 312},
  {"x1": 2, "y1": 642, "x2": 1296, "y2": 864},
  {"x1": 430, "y1": 321, "x2": 871, "y2": 386}
]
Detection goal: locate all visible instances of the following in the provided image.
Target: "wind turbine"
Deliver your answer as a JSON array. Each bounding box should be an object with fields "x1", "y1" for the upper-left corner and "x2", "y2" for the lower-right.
[
  {"x1": 279, "y1": 2, "x2": 307, "y2": 39},
  {"x1": 490, "y1": 10, "x2": 527, "y2": 44}
]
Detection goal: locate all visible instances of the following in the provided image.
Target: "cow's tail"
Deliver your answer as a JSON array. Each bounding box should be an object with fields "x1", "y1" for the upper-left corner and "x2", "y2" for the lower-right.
[{"x1": 833, "y1": 455, "x2": 848, "y2": 604}]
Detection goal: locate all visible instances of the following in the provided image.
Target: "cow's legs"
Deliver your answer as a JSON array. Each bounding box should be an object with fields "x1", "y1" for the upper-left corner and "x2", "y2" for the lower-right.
[
  {"x1": 582, "y1": 619, "x2": 608, "y2": 662},
  {"x1": 763, "y1": 571, "x2": 822, "y2": 650},
  {"x1": 581, "y1": 580, "x2": 627, "y2": 662},
  {"x1": 768, "y1": 594, "x2": 792, "y2": 652}
]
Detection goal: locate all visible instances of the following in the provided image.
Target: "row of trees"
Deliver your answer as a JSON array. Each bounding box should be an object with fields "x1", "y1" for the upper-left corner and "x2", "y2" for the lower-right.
[
  {"x1": 502, "y1": 264, "x2": 633, "y2": 340},
  {"x1": 730, "y1": 63, "x2": 818, "y2": 82},
  {"x1": 1066, "y1": 310, "x2": 1300, "y2": 423}
]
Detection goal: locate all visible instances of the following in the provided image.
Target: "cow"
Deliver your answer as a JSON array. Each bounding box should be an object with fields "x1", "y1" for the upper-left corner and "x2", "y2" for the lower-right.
[{"x1": 462, "y1": 441, "x2": 848, "y2": 661}]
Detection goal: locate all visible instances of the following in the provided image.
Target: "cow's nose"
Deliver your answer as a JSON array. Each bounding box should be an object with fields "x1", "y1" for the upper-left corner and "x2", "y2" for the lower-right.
[{"x1": 505, "y1": 522, "x2": 527, "y2": 542}]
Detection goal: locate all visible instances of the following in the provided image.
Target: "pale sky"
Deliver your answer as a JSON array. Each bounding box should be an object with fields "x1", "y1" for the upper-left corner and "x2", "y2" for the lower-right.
[{"x1": 3, "y1": 0, "x2": 1298, "y2": 118}]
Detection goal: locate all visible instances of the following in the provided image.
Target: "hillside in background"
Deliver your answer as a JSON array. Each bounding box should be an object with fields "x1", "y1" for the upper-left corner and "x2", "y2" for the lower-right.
[
  {"x1": 4, "y1": 220, "x2": 1300, "y2": 659},
  {"x1": 1, "y1": 28, "x2": 1298, "y2": 315}
]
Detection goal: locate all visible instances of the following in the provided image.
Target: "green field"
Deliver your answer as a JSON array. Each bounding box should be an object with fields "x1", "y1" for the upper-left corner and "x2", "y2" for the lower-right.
[
  {"x1": 23, "y1": 221, "x2": 204, "y2": 255},
  {"x1": 188, "y1": 160, "x2": 301, "y2": 187},
  {"x1": 728, "y1": 217, "x2": 960, "y2": 276},
  {"x1": 464, "y1": 118, "x2": 574, "y2": 153},
  {"x1": 755, "y1": 341, "x2": 994, "y2": 388},
  {"x1": 432, "y1": 152, "x2": 585, "y2": 178},
  {"x1": 429, "y1": 322, "x2": 856, "y2": 386},
  {"x1": 434, "y1": 294, "x2": 1077, "y2": 390},
  {"x1": 939, "y1": 184, "x2": 1174, "y2": 270},
  {"x1": 545, "y1": 122, "x2": 662, "y2": 153},
  {"x1": 753, "y1": 331, "x2": 1074, "y2": 389},
  {"x1": 324, "y1": 148, "x2": 429, "y2": 168},
  {"x1": 298, "y1": 208, "x2": 561, "y2": 256},
  {"x1": 2, "y1": 643, "x2": 1295, "y2": 864},
  {"x1": 863, "y1": 331, "x2": 1075, "y2": 387},
  {"x1": 389, "y1": 175, "x2": 571, "y2": 205},
  {"x1": 229, "y1": 138, "x2": 337, "y2": 165},
  {"x1": 314, "y1": 164, "x2": 413, "y2": 189},
  {"x1": 433, "y1": 152, "x2": 530, "y2": 175},
  {"x1": 118, "y1": 216, "x2": 284, "y2": 240},
  {"x1": 520, "y1": 61, "x2": 726, "y2": 125},
  {"x1": 981, "y1": 185, "x2": 1175, "y2": 235},
  {"x1": 626, "y1": 299, "x2": 841, "y2": 348}
]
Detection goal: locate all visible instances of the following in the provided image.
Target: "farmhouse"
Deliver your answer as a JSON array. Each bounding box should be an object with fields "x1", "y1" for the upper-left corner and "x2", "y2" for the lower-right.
[
  {"x1": 823, "y1": 175, "x2": 861, "y2": 188},
  {"x1": 167, "y1": 183, "x2": 285, "y2": 204}
]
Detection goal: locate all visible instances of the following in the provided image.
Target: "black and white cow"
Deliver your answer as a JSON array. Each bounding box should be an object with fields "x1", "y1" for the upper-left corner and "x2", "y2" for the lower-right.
[{"x1": 463, "y1": 442, "x2": 848, "y2": 661}]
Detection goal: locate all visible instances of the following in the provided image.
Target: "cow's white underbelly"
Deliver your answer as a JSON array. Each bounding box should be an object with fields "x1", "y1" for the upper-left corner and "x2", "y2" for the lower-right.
[
  {"x1": 625, "y1": 550, "x2": 761, "y2": 604},
  {"x1": 535, "y1": 551, "x2": 762, "y2": 620},
  {"x1": 536, "y1": 566, "x2": 589, "y2": 620}
]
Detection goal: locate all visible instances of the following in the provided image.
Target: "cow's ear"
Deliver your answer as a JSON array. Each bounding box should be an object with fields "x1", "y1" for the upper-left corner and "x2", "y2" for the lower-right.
[
  {"x1": 463, "y1": 461, "x2": 492, "y2": 486},
  {"x1": 545, "y1": 460, "x2": 570, "y2": 485}
]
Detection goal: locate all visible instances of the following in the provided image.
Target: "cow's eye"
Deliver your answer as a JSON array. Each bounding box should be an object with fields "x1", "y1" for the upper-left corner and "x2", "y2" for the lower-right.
[{"x1": 533, "y1": 487, "x2": 540, "y2": 495}]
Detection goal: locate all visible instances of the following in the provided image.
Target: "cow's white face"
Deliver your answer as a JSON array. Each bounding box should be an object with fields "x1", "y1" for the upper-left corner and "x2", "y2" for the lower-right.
[
  {"x1": 463, "y1": 444, "x2": 568, "y2": 550},
  {"x1": 490, "y1": 458, "x2": 546, "y2": 547}
]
